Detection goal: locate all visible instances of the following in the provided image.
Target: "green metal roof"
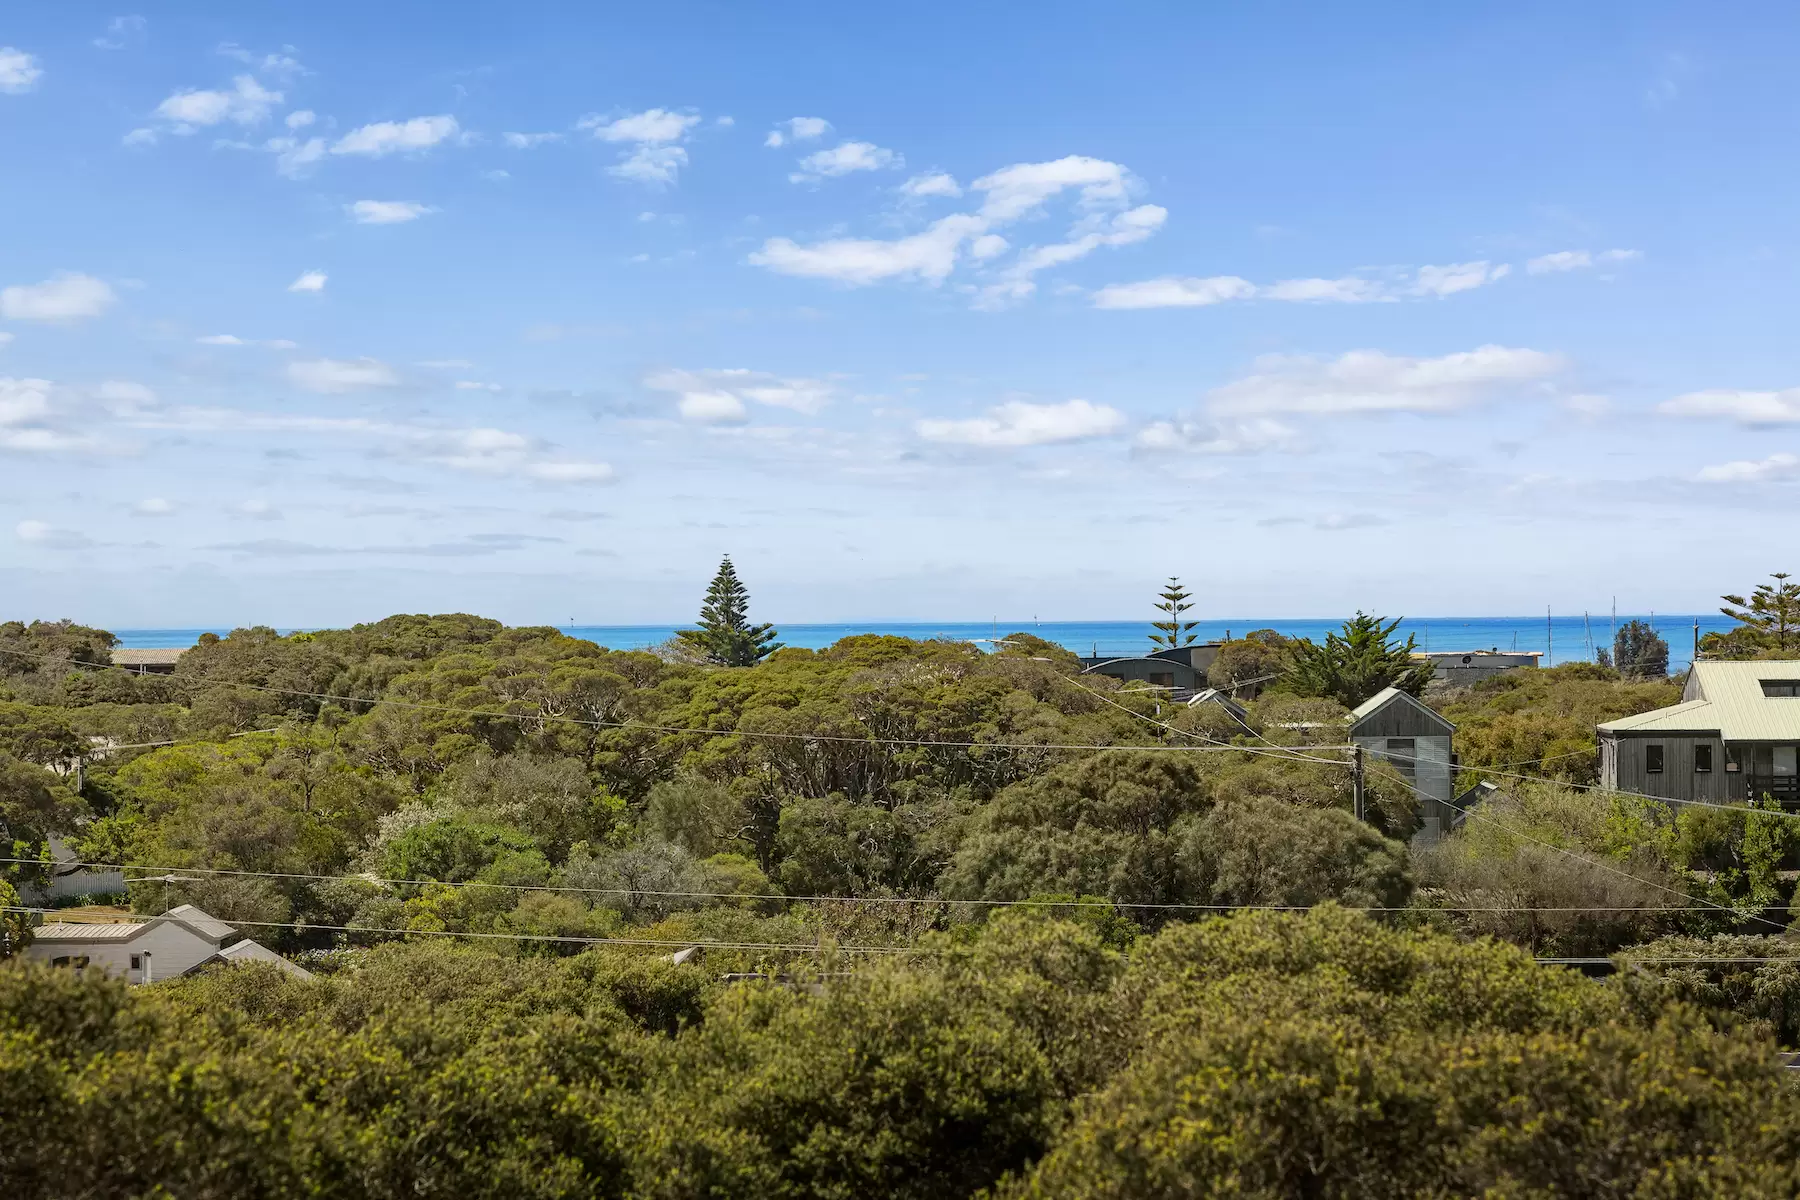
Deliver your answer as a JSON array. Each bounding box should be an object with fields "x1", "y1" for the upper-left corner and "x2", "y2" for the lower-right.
[{"x1": 1599, "y1": 661, "x2": 1800, "y2": 741}]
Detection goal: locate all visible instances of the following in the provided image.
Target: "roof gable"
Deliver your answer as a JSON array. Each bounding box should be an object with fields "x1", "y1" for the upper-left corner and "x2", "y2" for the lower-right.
[
  {"x1": 164, "y1": 905, "x2": 237, "y2": 943},
  {"x1": 1602, "y1": 661, "x2": 1800, "y2": 741},
  {"x1": 1348, "y1": 686, "x2": 1454, "y2": 736}
]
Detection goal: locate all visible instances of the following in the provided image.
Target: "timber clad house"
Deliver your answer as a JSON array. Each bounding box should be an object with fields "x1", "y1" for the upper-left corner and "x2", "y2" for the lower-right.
[
  {"x1": 1349, "y1": 687, "x2": 1457, "y2": 846},
  {"x1": 1598, "y1": 661, "x2": 1800, "y2": 806}
]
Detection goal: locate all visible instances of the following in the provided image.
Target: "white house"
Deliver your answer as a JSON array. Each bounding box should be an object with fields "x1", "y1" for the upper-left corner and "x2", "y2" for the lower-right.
[{"x1": 20, "y1": 904, "x2": 311, "y2": 983}]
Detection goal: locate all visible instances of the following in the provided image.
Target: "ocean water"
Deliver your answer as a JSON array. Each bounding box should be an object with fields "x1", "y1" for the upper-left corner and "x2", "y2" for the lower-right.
[{"x1": 114, "y1": 614, "x2": 1737, "y2": 672}]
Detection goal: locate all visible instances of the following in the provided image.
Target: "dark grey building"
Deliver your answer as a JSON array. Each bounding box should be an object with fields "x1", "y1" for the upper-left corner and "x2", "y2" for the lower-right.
[
  {"x1": 1349, "y1": 686, "x2": 1457, "y2": 846},
  {"x1": 1078, "y1": 643, "x2": 1221, "y2": 698}
]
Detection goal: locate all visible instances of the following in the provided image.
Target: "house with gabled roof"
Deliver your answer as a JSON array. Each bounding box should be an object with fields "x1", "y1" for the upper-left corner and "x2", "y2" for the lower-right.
[
  {"x1": 1350, "y1": 686, "x2": 1457, "y2": 845},
  {"x1": 1598, "y1": 660, "x2": 1800, "y2": 806},
  {"x1": 20, "y1": 904, "x2": 311, "y2": 983}
]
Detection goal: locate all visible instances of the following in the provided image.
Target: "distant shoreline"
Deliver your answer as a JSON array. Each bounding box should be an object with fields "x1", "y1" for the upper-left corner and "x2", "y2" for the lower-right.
[{"x1": 110, "y1": 614, "x2": 1736, "y2": 671}]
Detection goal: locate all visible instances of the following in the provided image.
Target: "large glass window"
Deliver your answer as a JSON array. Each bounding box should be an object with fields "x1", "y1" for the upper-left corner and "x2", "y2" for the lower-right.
[
  {"x1": 1386, "y1": 738, "x2": 1417, "y2": 779},
  {"x1": 1695, "y1": 744, "x2": 1713, "y2": 773},
  {"x1": 1646, "y1": 744, "x2": 1664, "y2": 774}
]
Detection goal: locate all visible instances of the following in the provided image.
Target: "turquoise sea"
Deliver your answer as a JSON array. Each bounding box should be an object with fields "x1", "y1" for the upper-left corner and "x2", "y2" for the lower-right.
[{"x1": 114, "y1": 614, "x2": 1737, "y2": 672}]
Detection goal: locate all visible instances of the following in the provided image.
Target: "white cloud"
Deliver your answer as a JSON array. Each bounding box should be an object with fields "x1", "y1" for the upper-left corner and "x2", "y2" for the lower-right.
[
  {"x1": 765, "y1": 116, "x2": 831, "y2": 147},
  {"x1": 1092, "y1": 275, "x2": 1256, "y2": 309},
  {"x1": 197, "y1": 334, "x2": 294, "y2": 349},
  {"x1": 646, "y1": 367, "x2": 834, "y2": 423},
  {"x1": 266, "y1": 134, "x2": 325, "y2": 176},
  {"x1": 970, "y1": 234, "x2": 1009, "y2": 260},
  {"x1": 288, "y1": 270, "x2": 327, "y2": 293},
  {"x1": 1134, "y1": 416, "x2": 1298, "y2": 454},
  {"x1": 575, "y1": 108, "x2": 703, "y2": 184},
  {"x1": 347, "y1": 199, "x2": 437, "y2": 224},
  {"x1": 0, "y1": 377, "x2": 52, "y2": 427},
  {"x1": 422, "y1": 427, "x2": 612, "y2": 483},
  {"x1": 418, "y1": 359, "x2": 473, "y2": 370},
  {"x1": 916, "y1": 397, "x2": 1126, "y2": 447},
  {"x1": 454, "y1": 380, "x2": 503, "y2": 392},
  {"x1": 95, "y1": 380, "x2": 156, "y2": 410},
  {"x1": 752, "y1": 154, "x2": 1160, "y2": 302},
  {"x1": 580, "y1": 108, "x2": 699, "y2": 143},
  {"x1": 1, "y1": 273, "x2": 116, "y2": 321},
  {"x1": 1660, "y1": 388, "x2": 1800, "y2": 425},
  {"x1": 236, "y1": 498, "x2": 281, "y2": 521},
  {"x1": 1260, "y1": 276, "x2": 1387, "y2": 303},
  {"x1": 285, "y1": 109, "x2": 315, "y2": 129},
  {"x1": 94, "y1": 17, "x2": 147, "y2": 51},
  {"x1": 217, "y1": 43, "x2": 305, "y2": 77},
  {"x1": 1564, "y1": 393, "x2": 1612, "y2": 418},
  {"x1": 331, "y1": 114, "x2": 459, "y2": 157},
  {"x1": 15, "y1": 520, "x2": 94, "y2": 549},
  {"x1": 503, "y1": 131, "x2": 562, "y2": 148},
  {"x1": 0, "y1": 332, "x2": 13, "y2": 346},
  {"x1": 1411, "y1": 260, "x2": 1510, "y2": 296},
  {"x1": 1094, "y1": 272, "x2": 1391, "y2": 309},
  {"x1": 1315, "y1": 513, "x2": 1387, "y2": 531},
  {"x1": 287, "y1": 357, "x2": 401, "y2": 393},
  {"x1": 610, "y1": 144, "x2": 688, "y2": 185},
  {"x1": 1527, "y1": 248, "x2": 1642, "y2": 274},
  {"x1": 1093, "y1": 258, "x2": 1515, "y2": 311},
  {"x1": 1208, "y1": 345, "x2": 1566, "y2": 416},
  {"x1": 0, "y1": 47, "x2": 43, "y2": 94},
  {"x1": 154, "y1": 75, "x2": 280, "y2": 129},
  {"x1": 900, "y1": 172, "x2": 962, "y2": 199},
  {"x1": 792, "y1": 140, "x2": 902, "y2": 180},
  {"x1": 1695, "y1": 453, "x2": 1800, "y2": 483},
  {"x1": 751, "y1": 214, "x2": 986, "y2": 286},
  {"x1": 135, "y1": 497, "x2": 174, "y2": 515}
]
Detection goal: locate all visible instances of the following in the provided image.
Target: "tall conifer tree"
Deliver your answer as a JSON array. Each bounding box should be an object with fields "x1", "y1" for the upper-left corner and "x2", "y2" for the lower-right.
[
  {"x1": 677, "y1": 556, "x2": 784, "y2": 667},
  {"x1": 1149, "y1": 577, "x2": 1199, "y2": 648}
]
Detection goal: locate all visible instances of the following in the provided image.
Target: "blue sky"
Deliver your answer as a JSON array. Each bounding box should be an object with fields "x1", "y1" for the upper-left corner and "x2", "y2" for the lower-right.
[{"x1": 2, "y1": 3, "x2": 1796, "y2": 627}]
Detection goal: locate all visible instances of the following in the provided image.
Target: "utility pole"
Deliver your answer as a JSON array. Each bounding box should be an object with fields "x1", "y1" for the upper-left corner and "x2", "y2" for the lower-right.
[{"x1": 1352, "y1": 744, "x2": 1366, "y2": 822}]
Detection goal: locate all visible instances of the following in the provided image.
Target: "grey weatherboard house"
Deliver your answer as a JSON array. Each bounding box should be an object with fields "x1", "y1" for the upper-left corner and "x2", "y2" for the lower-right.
[
  {"x1": 1349, "y1": 686, "x2": 1457, "y2": 845},
  {"x1": 1597, "y1": 660, "x2": 1800, "y2": 806}
]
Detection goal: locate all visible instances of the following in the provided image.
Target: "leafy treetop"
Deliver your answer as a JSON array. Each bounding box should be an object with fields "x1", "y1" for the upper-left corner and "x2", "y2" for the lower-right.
[{"x1": 1286, "y1": 612, "x2": 1433, "y2": 708}]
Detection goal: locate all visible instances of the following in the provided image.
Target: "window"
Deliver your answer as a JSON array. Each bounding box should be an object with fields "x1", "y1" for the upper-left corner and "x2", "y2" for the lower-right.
[
  {"x1": 72, "y1": 956, "x2": 89, "y2": 970},
  {"x1": 1646, "y1": 744, "x2": 1665, "y2": 774},
  {"x1": 130, "y1": 954, "x2": 142, "y2": 971},
  {"x1": 1761, "y1": 681, "x2": 1800, "y2": 698},
  {"x1": 1148, "y1": 672, "x2": 1174, "y2": 688},
  {"x1": 1386, "y1": 738, "x2": 1417, "y2": 779},
  {"x1": 51, "y1": 956, "x2": 69, "y2": 968},
  {"x1": 1695, "y1": 744, "x2": 1713, "y2": 773}
]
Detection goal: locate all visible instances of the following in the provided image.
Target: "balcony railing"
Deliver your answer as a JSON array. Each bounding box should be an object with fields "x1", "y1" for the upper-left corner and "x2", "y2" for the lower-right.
[{"x1": 1742, "y1": 774, "x2": 1800, "y2": 807}]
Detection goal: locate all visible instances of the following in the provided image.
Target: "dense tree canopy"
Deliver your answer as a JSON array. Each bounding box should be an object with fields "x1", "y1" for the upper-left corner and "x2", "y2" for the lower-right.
[{"x1": 5, "y1": 608, "x2": 1800, "y2": 1194}]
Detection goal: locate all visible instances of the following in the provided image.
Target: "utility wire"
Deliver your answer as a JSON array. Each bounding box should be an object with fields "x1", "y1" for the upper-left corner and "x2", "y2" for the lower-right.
[
  {"x1": 6, "y1": 906, "x2": 930, "y2": 955},
  {"x1": 0, "y1": 857, "x2": 1734, "y2": 916},
  {"x1": 1381, "y1": 763, "x2": 1793, "y2": 935}
]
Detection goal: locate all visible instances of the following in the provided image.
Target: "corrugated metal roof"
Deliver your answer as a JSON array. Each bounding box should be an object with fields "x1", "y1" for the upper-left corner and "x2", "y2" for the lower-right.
[
  {"x1": 1598, "y1": 699, "x2": 1721, "y2": 734},
  {"x1": 165, "y1": 905, "x2": 236, "y2": 942},
  {"x1": 32, "y1": 922, "x2": 146, "y2": 942},
  {"x1": 1599, "y1": 661, "x2": 1800, "y2": 741}
]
